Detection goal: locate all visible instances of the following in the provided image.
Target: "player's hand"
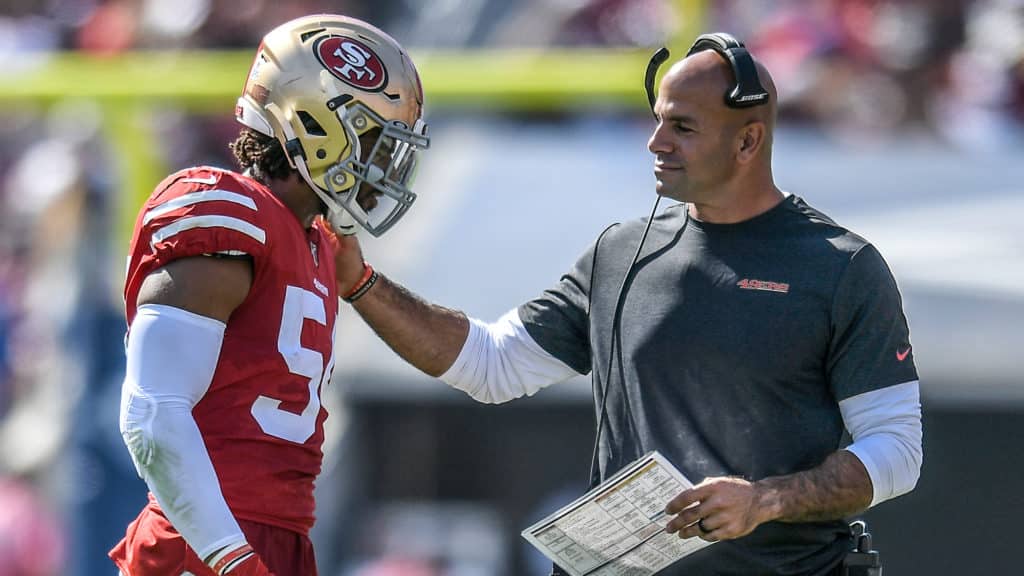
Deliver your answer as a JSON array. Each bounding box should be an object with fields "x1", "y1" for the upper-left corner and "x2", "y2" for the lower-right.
[
  {"x1": 321, "y1": 216, "x2": 368, "y2": 294},
  {"x1": 663, "y1": 476, "x2": 772, "y2": 542},
  {"x1": 224, "y1": 553, "x2": 276, "y2": 576}
]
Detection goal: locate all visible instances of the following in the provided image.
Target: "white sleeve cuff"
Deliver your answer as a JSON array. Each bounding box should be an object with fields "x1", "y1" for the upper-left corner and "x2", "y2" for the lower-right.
[
  {"x1": 439, "y1": 309, "x2": 579, "y2": 403},
  {"x1": 120, "y1": 304, "x2": 245, "y2": 561},
  {"x1": 840, "y1": 380, "x2": 923, "y2": 507}
]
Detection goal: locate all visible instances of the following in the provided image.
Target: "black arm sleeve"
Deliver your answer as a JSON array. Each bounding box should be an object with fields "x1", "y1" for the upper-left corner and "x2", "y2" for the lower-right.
[{"x1": 517, "y1": 226, "x2": 618, "y2": 375}]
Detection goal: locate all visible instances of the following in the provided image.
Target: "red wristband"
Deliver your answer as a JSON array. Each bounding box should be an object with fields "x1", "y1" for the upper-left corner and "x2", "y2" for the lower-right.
[{"x1": 342, "y1": 262, "x2": 378, "y2": 303}]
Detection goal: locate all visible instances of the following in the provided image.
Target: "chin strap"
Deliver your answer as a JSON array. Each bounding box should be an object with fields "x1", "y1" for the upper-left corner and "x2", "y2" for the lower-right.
[
  {"x1": 264, "y1": 102, "x2": 359, "y2": 236},
  {"x1": 327, "y1": 208, "x2": 359, "y2": 235}
]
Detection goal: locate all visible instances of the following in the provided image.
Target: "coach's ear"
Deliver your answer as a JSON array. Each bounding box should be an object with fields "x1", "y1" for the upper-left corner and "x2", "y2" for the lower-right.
[{"x1": 735, "y1": 121, "x2": 766, "y2": 164}]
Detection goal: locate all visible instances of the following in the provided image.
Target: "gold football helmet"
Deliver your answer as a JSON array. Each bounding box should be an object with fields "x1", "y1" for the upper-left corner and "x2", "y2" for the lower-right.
[{"x1": 236, "y1": 14, "x2": 429, "y2": 236}]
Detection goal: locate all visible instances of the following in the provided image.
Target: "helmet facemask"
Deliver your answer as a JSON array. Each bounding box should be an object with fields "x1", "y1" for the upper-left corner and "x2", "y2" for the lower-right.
[{"x1": 319, "y1": 102, "x2": 429, "y2": 237}]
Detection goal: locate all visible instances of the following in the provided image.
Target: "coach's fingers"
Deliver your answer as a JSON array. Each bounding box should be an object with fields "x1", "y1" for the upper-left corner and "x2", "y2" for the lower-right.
[
  {"x1": 664, "y1": 501, "x2": 706, "y2": 534},
  {"x1": 675, "y1": 515, "x2": 720, "y2": 542},
  {"x1": 665, "y1": 482, "x2": 714, "y2": 515}
]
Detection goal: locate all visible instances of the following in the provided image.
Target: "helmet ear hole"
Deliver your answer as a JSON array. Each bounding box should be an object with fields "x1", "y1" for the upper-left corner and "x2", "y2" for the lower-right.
[{"x1": 297, "y1": 110, "x2": 326, "y2": 136}]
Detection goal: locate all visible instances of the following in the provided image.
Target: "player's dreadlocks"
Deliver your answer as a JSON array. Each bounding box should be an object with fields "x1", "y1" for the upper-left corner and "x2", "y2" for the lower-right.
[{"x1": 229, "y1": 128, "x2": 293, "y2": 184}]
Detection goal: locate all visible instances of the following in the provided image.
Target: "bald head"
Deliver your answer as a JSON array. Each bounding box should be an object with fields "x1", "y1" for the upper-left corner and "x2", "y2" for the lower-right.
[
  {"x1": 648, "y1": 46, "x2": 781, "y2": 213},
  {"x1": 666, "y1": 49, "x2": 778, "y2": 129}
]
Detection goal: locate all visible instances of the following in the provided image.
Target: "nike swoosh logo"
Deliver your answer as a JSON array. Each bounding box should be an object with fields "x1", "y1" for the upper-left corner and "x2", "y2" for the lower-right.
[
  {"x1": 181, "y1": 175, "x2": 218, "y2": 185},
  {"x1": 896, "y1": 347, "x2": 911, "y2": 361}
]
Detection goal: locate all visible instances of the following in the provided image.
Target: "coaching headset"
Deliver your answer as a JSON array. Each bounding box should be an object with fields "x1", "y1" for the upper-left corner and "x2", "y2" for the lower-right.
[
  {"x1": 588, "y1": 32, "x2": 770, "y2": 487},
  {"x1": 645, "y1": 32, "x2": 769, "y2": 116}
]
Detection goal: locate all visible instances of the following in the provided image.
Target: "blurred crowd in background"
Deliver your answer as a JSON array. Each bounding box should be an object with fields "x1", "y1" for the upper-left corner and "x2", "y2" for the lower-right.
[
  {"x1": 0, "y1": 0, "x2": 1022, "y2": 137},
  {"x1": 0, "y1": 0, "x2": 1022, "y2": 574}
]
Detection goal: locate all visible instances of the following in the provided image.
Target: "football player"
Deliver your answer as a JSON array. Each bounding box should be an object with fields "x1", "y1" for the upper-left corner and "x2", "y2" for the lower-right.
[{"x1": 110, "y1": 14, "x2": 428, "y2": 576}]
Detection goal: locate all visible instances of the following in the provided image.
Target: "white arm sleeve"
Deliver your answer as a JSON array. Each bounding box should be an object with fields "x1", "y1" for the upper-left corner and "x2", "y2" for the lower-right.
[
  {"x1": 840, "y1": 380, "x2": 923, "y2": 507},
  {"x1": 119, "y1": 304, "x2": 246, "y2": 562},
  {"x1": 439, "y1": 309, "x2": 579, "y2": 404}
]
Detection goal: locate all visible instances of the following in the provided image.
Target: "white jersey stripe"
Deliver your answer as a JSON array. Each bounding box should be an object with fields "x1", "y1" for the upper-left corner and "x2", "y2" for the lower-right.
[
  {"x1": 150, "y1": 215, "x2": 266, "y2": 246},
  {"x1": 143, "y1": 190, "x2": 258, "y2": 225}
]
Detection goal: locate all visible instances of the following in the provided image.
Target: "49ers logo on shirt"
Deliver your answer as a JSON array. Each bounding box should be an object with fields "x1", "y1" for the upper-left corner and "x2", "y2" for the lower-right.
[
  {"x1": 314, "y1": 36, "x2": 387, "y2": 91},
  {"x1": 737, "y1": 278, "x2": 790, "y2": 293}
]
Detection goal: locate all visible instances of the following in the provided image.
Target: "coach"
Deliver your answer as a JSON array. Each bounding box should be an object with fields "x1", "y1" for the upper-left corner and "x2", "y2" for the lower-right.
[{"x1": 330, "y1": 33, "x2": 922, "y2": 575}]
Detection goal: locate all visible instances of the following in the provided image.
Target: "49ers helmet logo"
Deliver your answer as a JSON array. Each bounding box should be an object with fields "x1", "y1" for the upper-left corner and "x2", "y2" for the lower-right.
[{"x1": 314, "y1": 36, "x2": 388, "y2": 91}]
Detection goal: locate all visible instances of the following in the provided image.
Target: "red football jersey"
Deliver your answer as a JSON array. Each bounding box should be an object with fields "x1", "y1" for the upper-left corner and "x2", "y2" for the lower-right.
[{"x1": 124, "y1": 166, "x2": 338, "y2": 535}]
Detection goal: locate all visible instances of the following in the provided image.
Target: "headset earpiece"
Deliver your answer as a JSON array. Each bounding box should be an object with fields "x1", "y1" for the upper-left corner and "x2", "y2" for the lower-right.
[{"x1": 686, "y1": 32, "x2": 769, "y2": 109}]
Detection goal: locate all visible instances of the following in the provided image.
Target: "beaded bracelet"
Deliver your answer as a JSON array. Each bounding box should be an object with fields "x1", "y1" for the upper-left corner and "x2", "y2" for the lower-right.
[{"x1": 342, "y1": 262, "x2": 379, "y2": 303}]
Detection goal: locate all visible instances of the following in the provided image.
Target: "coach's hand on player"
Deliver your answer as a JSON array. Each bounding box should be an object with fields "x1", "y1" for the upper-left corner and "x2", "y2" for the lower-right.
[
  {"x1": 663, "y1": 477, "x2": 773, "y2": 542},
  {"x1": 322, "y1": 216, "x2": 368, "y2": 295}
]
